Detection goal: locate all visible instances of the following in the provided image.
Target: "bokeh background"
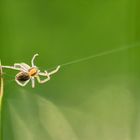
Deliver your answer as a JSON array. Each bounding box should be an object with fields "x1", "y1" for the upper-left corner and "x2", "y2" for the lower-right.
[{"x1": 1, "y1": 0, "x2": 140, "y2": 140}]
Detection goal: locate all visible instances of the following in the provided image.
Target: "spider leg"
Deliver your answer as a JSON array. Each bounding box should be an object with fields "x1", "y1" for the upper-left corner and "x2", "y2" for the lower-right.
[
  {"x1": 1, "y1": 65, "x2": 21, "y2": 71},
  {"x1": 31, "y1": 54, "x2": 39, "y2": 67},
  {"x1": 15, "y1": 79, "x2": 30, "y2": 87},
  {"x1": 39, "y1": 65, "x2": 60, "y2": 76},
  {"x1": 48, "y1": 65, "x2": 60, "y2": 76},
  {"x1": 14, "y1": 63, "x2": 30, "y2": 72},
  {"x1": 31, "y1": 77, "x2": 35, "y2": 88},
  {"x1": 20, "y1": 63, "x2": 31, "y2": 70},
  {"x1": 36, "y1": 74, "x2": 50, "y2": 84}
]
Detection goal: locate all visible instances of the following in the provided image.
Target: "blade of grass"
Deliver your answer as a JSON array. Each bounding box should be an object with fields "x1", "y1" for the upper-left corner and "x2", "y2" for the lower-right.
[{"x1": 0, "y1": 61, "x2": 4, "y2": 140}]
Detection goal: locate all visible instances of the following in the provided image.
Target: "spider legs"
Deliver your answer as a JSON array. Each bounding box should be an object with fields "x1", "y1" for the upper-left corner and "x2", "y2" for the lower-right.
[
  {"x1": 15, "y1": 78, "x2": 30, "y2": 87},
  {"x1": 48, "y1": 65, "x2": 60, "y2": 75},
  {"x1": 39, "y1": 65, "x2": 60, "y2": 76},
  {"x1": 14, "y1": 63, "x2": 28, "y2": 72},
  {"x1": 1, "y1": 64, "x2": 28, "y2": 72},
  {"x1": 36, "y1": 73, "x2": 50, "y2": 84},
  {"x1": 31, "y1": 54, "x2": 38, "y2": 67},
  {"x1": 31, "y1": 77, "x2": 35, "y2": 88},
  {"x1": 37, "y1": 65, "x2": 60, "y2": 84},
  {"x1": 1, "y1": 65, "x2": 21, "y2": 71}
]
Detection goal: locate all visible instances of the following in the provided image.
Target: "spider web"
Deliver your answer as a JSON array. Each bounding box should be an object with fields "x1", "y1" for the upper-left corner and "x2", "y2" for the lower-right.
[
  {"x1": 1, "y1": 41, "x2": 140, "y2": 85},
  {"x1": 47, "y1": 42, "x2": 140, "y2": 70}
]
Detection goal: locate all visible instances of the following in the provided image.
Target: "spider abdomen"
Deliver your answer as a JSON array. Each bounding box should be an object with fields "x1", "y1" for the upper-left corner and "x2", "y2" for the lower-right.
[{"x1": 16, "y1": 72, "x2": 30, "y2": 82}]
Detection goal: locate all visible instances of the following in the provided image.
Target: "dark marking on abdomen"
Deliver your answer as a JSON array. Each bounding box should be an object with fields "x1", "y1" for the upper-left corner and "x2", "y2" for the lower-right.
[{"x1": 16, "y1": 72, "x2": 30, "y2": 82}]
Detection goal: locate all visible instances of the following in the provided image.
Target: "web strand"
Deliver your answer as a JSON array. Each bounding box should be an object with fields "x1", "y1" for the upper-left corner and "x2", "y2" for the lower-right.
[{"x1": 47, "y1": 42, "x2": 140, "y2": 70}]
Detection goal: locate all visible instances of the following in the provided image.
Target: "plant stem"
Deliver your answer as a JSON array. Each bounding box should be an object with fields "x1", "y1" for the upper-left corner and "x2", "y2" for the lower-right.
[{"x1": 0, "y1": 61, "x2": 4, "y2": 140}]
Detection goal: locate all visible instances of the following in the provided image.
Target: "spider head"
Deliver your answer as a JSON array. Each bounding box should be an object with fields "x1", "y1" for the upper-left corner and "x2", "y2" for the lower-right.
[{"x1": 28, "y1": 67, "x2": 39, "y2": 77}]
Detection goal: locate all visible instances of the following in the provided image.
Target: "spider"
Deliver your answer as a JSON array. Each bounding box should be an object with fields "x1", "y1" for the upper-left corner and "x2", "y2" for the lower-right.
[{"x1": 1, "y1": 54, "x2": 60, "y2": 88}]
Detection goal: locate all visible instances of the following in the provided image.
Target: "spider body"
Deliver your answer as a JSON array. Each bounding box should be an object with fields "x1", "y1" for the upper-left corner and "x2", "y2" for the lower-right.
[
  {"x1": 16, "y1": 67, "x2": 38, "y2": 82},
  {"x1": 1, "y1": 54, "x2": 60, "y2": 88}
]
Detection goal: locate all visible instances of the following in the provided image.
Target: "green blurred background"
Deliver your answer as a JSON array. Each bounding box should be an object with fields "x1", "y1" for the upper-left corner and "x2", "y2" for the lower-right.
[{"x1": 1, "y1": 0, "x2": 140, "y2": 140}]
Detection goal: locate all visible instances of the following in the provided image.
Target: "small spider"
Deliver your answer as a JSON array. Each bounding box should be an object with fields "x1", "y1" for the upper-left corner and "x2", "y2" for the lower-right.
[{"x1": 1, "y1": 54, "x2": 60, "y2": 88}]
